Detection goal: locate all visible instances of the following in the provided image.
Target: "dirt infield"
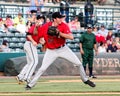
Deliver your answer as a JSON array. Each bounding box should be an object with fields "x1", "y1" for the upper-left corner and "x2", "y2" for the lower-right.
[
  {"x1": 0, "y1": 92, "x2": 120, "y2": 96},
  {"x1": 48, "y1": 79, "x2": 120, "y2": 83}
]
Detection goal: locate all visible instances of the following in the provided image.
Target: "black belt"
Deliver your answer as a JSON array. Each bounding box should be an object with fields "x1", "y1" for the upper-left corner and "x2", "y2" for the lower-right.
[
  {"x1": 49, "y1": 45, "x2": 65, "y2": 49},
  {"x1": 56, "y1": 44, "x2": 65, "y2": 49}
]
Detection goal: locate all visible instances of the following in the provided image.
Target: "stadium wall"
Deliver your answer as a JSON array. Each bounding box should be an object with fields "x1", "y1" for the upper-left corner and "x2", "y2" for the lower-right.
[{"x1": 3, "y1": 52, "x2": 120, "y2": 76}]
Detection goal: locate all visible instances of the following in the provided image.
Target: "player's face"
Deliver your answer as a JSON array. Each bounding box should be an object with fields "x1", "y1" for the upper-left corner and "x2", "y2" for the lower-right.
[
  {"x1": 31, "y1": 13, "x2": 37, "y2": 19},
  {"x1": 55, "y1": 18, "x2": 62, "y2": 25},
  {"x1": 87, "y1": 27, "x2": 93, "y2": 33}
]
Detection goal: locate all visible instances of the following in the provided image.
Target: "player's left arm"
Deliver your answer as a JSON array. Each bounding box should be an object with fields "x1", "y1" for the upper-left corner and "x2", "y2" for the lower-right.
[{"x1": 94, "y1": 44, "x2": 98, "y2": 52}]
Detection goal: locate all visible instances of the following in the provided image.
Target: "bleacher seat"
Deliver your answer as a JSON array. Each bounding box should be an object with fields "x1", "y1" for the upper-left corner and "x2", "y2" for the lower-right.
[
  {"x1": 19, "y1": 38, "x2": 26, "y2": 43},
  {"x1": 15, "y1": 48, "x2": 24, "y2": 52},
  {"x1": 66, "y1": 43, "x2": 71, "y2": 47},
  {"x1": 11, "y1": 37, "x2": 20, "y2": 43},
  {"x1": 66, "y1": 39, "x2": 72, "y2": 43},
  {"x1": 14, "y1": 32, "x2": 25, "y2": 38},
  {"x1": 9, "y1": 43, "x2": 17, "y2": 49},
  {"x1": 0, "y1": 32, "x2": 7, "y2": 38},
  {"x1": 72, "y1": 49, "x2": 77, "y2": 52},
  {"x1": 17, "y1": 43, "x2": 24, "y2": 49},
  {"x1": 3, "y1": 37, "x2": 11, "y2": 42},
  {"x1": 6, "y1": 33, "x2": 14, "y2": 38},
  {"x1": 21, "y1": 33, "x2": 26, "y2": 38},
  {"x1": 74, "y1": 43, "x2": 79, "y2": 49},
  {"x1": 70, "y1": 44, "x2": 75, "y2": 48},
  {"x1": 74, "y1": 38, "x2": 80, "y2": 43},
  {"x1": 76, "y1": 33, "x2": 81, "y2": 37},
  {"x1": 14, "y1": 32, "x2": 21, "y2": 37}
]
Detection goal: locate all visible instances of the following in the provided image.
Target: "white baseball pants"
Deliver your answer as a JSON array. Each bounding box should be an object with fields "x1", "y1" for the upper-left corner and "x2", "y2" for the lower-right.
[
  {"x1": 18, "y1": 41, "x2": 38, "y2": 82},
  {"x1": 28, "y1": 45, "x2": 88, "y2": 87}
]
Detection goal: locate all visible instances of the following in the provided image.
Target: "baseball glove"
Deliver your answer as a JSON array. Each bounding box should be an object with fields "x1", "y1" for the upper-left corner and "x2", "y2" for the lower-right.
[{"x1": 47, "y1": 26, "x2": 59, "y2": 36}]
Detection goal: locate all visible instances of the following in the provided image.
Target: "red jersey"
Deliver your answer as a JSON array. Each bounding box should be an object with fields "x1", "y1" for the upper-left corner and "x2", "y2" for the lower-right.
[
  {"x1": 27, "y1": 25, "x2": 43, "y2": 44},
  {"x1": 41, "y1": 22, "x2": 71, "y2": 49},
  {"x1": 96, "y1": 34, "x2": 106, "y2": 43}
]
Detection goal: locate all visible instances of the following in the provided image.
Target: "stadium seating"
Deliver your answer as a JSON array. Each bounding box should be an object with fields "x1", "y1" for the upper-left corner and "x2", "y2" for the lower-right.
[
  {"x1": 0, "y1": 4, "x2": 119, "y2": 52},
  {"x1": 0, "y1": 30, "x2": 82, "y2": 52}
]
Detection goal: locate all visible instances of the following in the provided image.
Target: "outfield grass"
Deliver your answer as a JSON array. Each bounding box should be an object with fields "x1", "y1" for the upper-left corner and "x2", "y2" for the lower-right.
[{"x1": 0, "y1": 76, "x2": 120, "y2": 96}]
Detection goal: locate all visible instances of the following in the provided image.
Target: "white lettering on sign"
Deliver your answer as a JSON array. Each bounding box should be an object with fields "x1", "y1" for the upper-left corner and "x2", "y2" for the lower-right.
[
  {"x1": 94, "y1": 58, "x2": 120, "y2": 67},
  {"x1": 93, "y1": 58, "x2": 120, "y2": 74}
]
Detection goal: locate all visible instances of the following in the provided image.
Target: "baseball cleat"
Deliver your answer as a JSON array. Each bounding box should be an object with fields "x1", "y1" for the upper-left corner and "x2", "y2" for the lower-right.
[
  {"x1": 89, "y1": 75, "x2": 97, "y2": 79},
  {"x1": 25, "y1": 85, "x2": 31, "y2": 90},
  {"x1": 84, "y1": 80, "x2": 96, "y2": 87},
  {"x1": 15, "y1": 76, "x2": 24, "y2": 85}
]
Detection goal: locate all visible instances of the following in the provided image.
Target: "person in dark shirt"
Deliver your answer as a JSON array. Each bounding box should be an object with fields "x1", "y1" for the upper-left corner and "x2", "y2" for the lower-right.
[
  {"x1": 106, "y1": 31, "x2": 113, "y2": 41},
  {"x1": 80, "y1": 24, "x2": 98, "y2": 78},
  {"x1": 60, "y1": 0, "x2": 69, "y2": 23},
  {"x1": 84, "y1": 0, "x2": 94, "y2": 28},
  {"x1": 107, "y1": 41, "x2": 118, "y2": 52},
  {"x1": 78, "y1": 10, "x2": 84, "y2": 27}
]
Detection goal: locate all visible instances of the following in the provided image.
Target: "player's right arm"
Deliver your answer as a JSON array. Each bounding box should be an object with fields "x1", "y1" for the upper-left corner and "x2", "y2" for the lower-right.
[
  {"x1": 59, "y1": 23, "x2": 74, "y2": 40},
  {"x1": 27, "y1": 25, "x2": 38, "y2": 46},
  {"x1": 79, "y1": 34, "x2": 84, "y2": 55},
  {"x1": 79, "y1": 43, "x2": 84, "y2": 55}
]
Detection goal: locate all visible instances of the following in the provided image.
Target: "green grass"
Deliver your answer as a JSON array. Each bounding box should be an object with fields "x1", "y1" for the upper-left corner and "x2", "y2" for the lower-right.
[
  {"x1": 0, "y1": 76, "x2": 120, "y2": 96},
  {"x1": 0, "y1": 94, "x2": 120, "y2": 96},
  {"x1": 0, "y1": 82, "x2": 120, "y2": 92}
]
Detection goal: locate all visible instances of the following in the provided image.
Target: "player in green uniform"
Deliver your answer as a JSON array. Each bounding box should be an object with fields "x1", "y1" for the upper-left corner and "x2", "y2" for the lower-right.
[{"x1": 79, "y1": 24, "x2": 98, "y2": 78}]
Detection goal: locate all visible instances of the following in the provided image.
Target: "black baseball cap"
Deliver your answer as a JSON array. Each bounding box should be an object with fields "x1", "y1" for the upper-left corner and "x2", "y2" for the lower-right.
[
  {"x1": 30, "y1": 10, "x2": 37, "y2": 14},
  {"x1": 87, "y1": 24, "x2": 93, "y2": 28},
  {"x1": 37, "y1": 15, "x2": 45, "y2": 20},
  {"x1": 52, "y1": 12, "x2": 65, "y2": 19}
]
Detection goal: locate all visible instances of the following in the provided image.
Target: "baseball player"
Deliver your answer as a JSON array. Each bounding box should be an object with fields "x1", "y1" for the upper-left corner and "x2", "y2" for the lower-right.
[
  {"x1": 25, "y1": 12, "x2": 96, "y2": 90},
  {"x1": 16, "y1": 15, "x2": 45, "y2": 84}
]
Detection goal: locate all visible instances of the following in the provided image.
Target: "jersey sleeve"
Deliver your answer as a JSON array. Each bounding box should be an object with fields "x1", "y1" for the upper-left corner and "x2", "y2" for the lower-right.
[
  {"x1": 65, "y1": 24, "x2": 71, "y2": 34},
  {"x1": 61, "y1": 23, "x2": 71, "y2": 34},
  {"x1": 79, "y1": 34, "x2": 84, "y2": 43}
]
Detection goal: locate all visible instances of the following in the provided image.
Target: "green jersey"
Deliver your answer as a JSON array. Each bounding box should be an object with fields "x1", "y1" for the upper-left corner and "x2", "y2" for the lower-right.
[{"x1": 80, "y1": 31, "x2": 96, "y2": 49}]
